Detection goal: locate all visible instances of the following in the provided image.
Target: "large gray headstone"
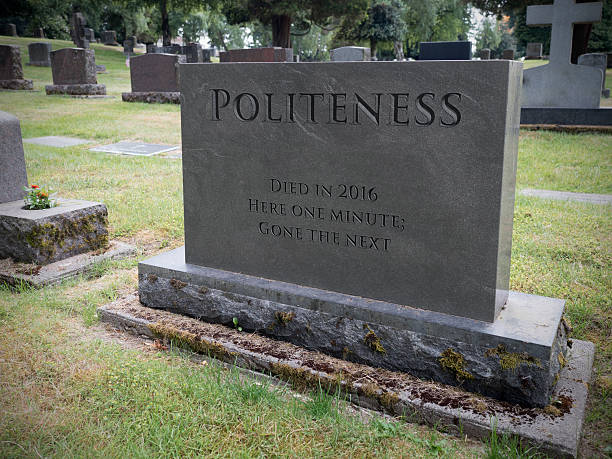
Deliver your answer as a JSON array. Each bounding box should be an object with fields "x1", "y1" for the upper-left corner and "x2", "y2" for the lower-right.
[
  {"x1": 331, "y1": 46, "x2": 371, "y2": 62},
  {"x1": 129, "y1": 53, "x2": 184, "y2": 92},
  {"x1": 419, "y1": 41, "x2": 472, "y2": 60},
  {"x1": 180, "y1": 60, "x2": 522, "y2": 322},
  {"x1": 50, "y1": 48, "x2": 97, "y2": 85},
  {"x1": 522, "y1": 0, "x2": 603, "y2": 109},
  {"x1": 526, "y1": 42, "x2": 543, "y2": 59},
  {"x1": 577, "y1": 52, "x2": 608, "y2": 95},
  {"x1": 28, "y1": 42, "x2": 52, "y2": 67},
  {"x1": 0, "y1": 111, "x2": 28, "y2": 204}
]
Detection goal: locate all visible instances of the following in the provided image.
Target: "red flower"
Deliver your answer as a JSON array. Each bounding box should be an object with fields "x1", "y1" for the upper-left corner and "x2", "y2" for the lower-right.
[{"x1": 31, "y1": 184, "x2": 39, "y2": 189}]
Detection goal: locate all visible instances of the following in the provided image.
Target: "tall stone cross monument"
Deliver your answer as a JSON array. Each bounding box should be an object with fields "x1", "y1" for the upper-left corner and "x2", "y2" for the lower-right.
[{"x1": 522, "y1": 0, "x2": 603, "y2": 108}]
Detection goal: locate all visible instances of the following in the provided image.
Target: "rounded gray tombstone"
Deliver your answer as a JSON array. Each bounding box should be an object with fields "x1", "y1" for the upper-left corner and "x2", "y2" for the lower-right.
[{"x1": 28, "y1": 42, "x2": 52, "y2": 67}]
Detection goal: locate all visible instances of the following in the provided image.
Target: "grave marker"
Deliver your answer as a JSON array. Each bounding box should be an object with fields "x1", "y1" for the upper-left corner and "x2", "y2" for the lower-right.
[
  {"x1": 1, "y1": 24, "x2": 17, "y2": 37},
  {"x1": 419, "y1": 41, "x2": 472, "y2": 60},
  {"x1": 121, "y1": 53, "x2": 183, "y2": 103},
  {"x1": 577, "y1": 52, "x2": 609, "y2": 97},
  {"x1": 0, "y1": 111, "x2": 28, "y2": 204},
  {"x1": 479, "y1": 48, "x2": 491, "y2": 60},
  {"x1": 101, "y1": 30, "x2": 119, "y2": 46},
  {"x1": 27, "y1": 42, "x2": 52, "y2": 67},
  {"x1": 330, "y1": 46, "x2": 371, "y2": 61},
  {"x1": 525, "y1": 42, "x2": 543, "y2": 59},
  {"x1": 502, "y1": 49, "x2": 515, "y2": 60},
  {"x1": 219, "y1": 47, "x2": 293, "y2": 62},
  {"x1": 45, "y1": 48, "x2": 106, "y2": 96},
  {"x1": 0, "y1": 45, "x2": 33, "y2": 90},
  {"x1": 70, "y1": 12, "x2": 89, "y2": 48}
]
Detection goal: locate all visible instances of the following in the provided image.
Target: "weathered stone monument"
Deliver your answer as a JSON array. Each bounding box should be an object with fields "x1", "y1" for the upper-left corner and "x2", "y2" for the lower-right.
[
  {"x1": 46, "y1": 48, "x2": 106, "y2": 96},
  {"x1": 70, "y1": 12, "x2": 89, "y2": 49},
  {"x1": 0, "y1": 45, "x2": 33, "y2": 90},
  {"x1": 101, "y1": 30, "x2": 119, "y2": 46},
  {"x1": 578, "y1": 52, "x2": 609, "y2": 97},
  {"x1": 521, "y1": 0, "x2": 603, "y2": 109},
  {"x1": 502, "y1": 49, "x2": 515, "y2": 60},
  {"x1": 135, "y1": 59, "x2": 579, "y2": 410},
  {"x1": 121, "y1": 53, "x2": 183, "y2": 103},
  {"x1": 330, "y1": 46, "x2": 371, "y2": 61},
  {"x1": 184, "y1": 43, "x2": 202, "y2": 63},
  {"x1": 1, "y1": 24, "x2": 17, "y2": 37},
  {"x1": 202, "y1": 49, "x2": 212, "y2": 62},
  {"x1": 419, "y1": 41, "x2": 472, "y2": 60},
  {"x1": 84, "y1": 28, "x2": 95, "y2": 42},
  {"x1": 219, "y1": 47, "x2": 293, "y2": 62},
  {"x1": 27, "y1": 42, "x2": 52, "y2": 67},
  {"x1": 525, "y1": 42, "x2": 543, "y2": 59},
  {"x1": 34, "y1": 28, "x2": 45, "y2": 39},
  {"x1": 479, "y1": 48, "x2": 491, "y2": 60},
  {"x1": 123, "y1": 36, "x2": 137, "y2": 55}
]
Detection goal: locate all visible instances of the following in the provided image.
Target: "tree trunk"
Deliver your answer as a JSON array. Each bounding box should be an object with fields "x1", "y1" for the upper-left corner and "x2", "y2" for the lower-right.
[
  {"x1": 370, "y1": 38, "x2": 377, "y2": 61},
  {"x1": 571, "y1": 24, "x2": 592, "y2": 64},
  {"x1": 271, "y1": 15, "x2": 291, "y2": 48},
  {"x1": 160, "y1": 0, "x2": 171, "y2": 46}
]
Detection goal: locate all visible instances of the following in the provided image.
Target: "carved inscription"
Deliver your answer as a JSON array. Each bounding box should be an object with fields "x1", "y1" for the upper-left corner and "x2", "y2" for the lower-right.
[{"x1": 249, "y1": 178, "x2": 407, "y2": 252}]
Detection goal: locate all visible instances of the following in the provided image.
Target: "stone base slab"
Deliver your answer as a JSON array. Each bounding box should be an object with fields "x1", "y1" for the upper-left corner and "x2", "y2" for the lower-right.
[
  {"x1": 98, "y1": 294, "x2": 594, "y2": 458},
  {"x1": 0, "y1": 198, "x2": 109, "y2": 265},
  {"x1": 520, "y1": 107, "x2": 612, "y2": 126},
  {"x1": 138, "y1": 247, "x2": 569, "y2": 408},
  {"x1": 0, "y1": 240, "x2": 135, "y2": 287},
  {"x1": 122, "y1": 92, "x2": 180, "y2": 104},
  {"x1": 45, "y1": 84, "x2": 106, "y2": 96},
  {"x1": 0, "y1": 79, "x2": 34, "y2": 90}
]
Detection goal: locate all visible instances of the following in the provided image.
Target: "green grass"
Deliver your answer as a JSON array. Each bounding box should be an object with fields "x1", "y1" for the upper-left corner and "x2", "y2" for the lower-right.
[{"x1": 0, "y1": 35, "x2": 611, "y2": 457}]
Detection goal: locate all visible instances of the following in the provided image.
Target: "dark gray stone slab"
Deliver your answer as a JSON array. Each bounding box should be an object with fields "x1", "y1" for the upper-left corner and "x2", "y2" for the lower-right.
[
  {"x1": 520, "y1": 188, "x2": 612, "y2": 204},
  {"x1": 0, "y1": 198, "x2": 109, "y2": 265},
  {"x1": 479, "y1": 48, "x2": 491, "y2": 60},
  {"x1": 1, "y1": 24, "x2": 17, "y2": 37},
  {"x1": 0, "y1": 111, "x2": 28, "y2": 204},
  {"x1": 50, "y1": 48, "x2": 97, "y2": 85},
  {"x1": 526, "y1": 42, "x2": 543, "y2": 59},
  {"x1": 27, "y1": 42, "x2": 51, "y2": 66},
  {"x1": 331, "y1": 46, "x2": 371, "y2": 61},
  {"x1": 128, "y1": 53, "x2": 184, "y2": 93},
  {"x1": 184, "y1": 43, "x2": 202, "y2": 63},
  {"x1": 23, "y1": 136, "x2": 91, "y2": 147},
  {"x1": 180, "y1": 61, "x2": 522, "y2": 323},
  {"x1": 0, "y1": 45, "x2": 33, "y2": 90},
  {"x1": 89, "y1": 141, "x2": 179, "y2": 156},
  {"x1": 418, "y1": 41, "x2": 472, "y2": 60},
  {"x1": 520, "y1": 107, "x2": 612, "y2": 125},
  {"x1": 101, "y1": 30, "x2": 118, "y2": 46},
  {"x1": 137, "y1": 246, "x2": 568, "y2": 408}
]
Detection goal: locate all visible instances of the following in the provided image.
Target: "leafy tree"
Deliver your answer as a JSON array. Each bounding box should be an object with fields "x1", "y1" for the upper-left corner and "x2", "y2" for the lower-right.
[
  {"x1": 292, "y1": 24, "x2": 333, "y2": 61},
  {"x1": 476, "y1": 17, "x2": 501, "y2": 52}
]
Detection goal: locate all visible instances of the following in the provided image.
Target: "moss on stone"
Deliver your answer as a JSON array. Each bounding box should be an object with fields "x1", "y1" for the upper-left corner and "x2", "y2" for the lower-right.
[
  {"x1": 363, "y1": 324, "x2": 386, "y2": 354},
  {"x1": 170, "y1": 278, "x2": 187, "y2": 290},
  {"x1": 147, "y1": 322, "x2": 235, "y2": 361},
  {"x1": 439, "y1": 348, "x2": 474, "y2": 382},
  {"x1": 485, "y1": 344, "x2": 542, "y2": 371},
  {"x1": 558, "y1": 352, "x2": 567, "y2": 368},
  {"x1": 274, "y1": 311, "x2": 295, "y2": 326}
]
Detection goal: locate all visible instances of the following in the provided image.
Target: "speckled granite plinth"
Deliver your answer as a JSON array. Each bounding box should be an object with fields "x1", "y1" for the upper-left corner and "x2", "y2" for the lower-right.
[
  {"x1": 45, "y1": 84, "x2": 106, "y2": 95},
  {"x1": 0, "y1": 198, "x2": 109, "y2": 265},
  {"x1": 0, "y1": 79, "x2": 33, "y2": 90},
  {"x1": 139, "y1": 246, "x2": 570, "y2": 408},
  {"x1": 121, "y1": 92, "x2": 180, "y2": 104}
]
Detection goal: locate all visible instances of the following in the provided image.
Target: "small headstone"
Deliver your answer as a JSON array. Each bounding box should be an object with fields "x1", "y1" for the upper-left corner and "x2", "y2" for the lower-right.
[
  {"x1": 90, "y1": 141, "x2": 179, "y2": 156},
  {"x1": 219, "y1": 47, "x2": 293, "y2": 62},
  {"x1": 146, "y1": 43, "x2": 159, "y2": 53},
  {"x1": 123, "y1": 37, "x2": 135, "y2": 55},
  {"x1": 0, "y1": 111, "x2": 28, "y2": 204},
  {"x1": 1, "y1": 24, "x2": 17, "y2": 37},
  {"x1": 46, "y1": 48, "x2": 106, "y2": 96},
  {"x1": 522, "y1": 0, "x2": 603, "y2": 109},
  {"x1": 84, "y1": 28, "x2": 95, "y2": 42},
  {"x1": 419, "y1": 41, "x2": 472, "y2": 60},
  {"x1": 577, "y1": 53, "x2": 609, "y2": 97},
  {"x1": 27, "y1": 42, "x2": 52, "y2": 67},
  {"x1": 70, "y1": 12, "x2": 89, "y2": 49},
  {"x1": 525, "y1": 42, "x2": 543, "y2": 59},
  {"x1": 121, "y1": 53, "x2": 184, "y2": 104},
  {"x1": 184, "y1": 43, "x2": 202, "y2": 63},
  {"x1": 479, "y1": 48, "x2": 491, "y2": 60},
  {"x1": 0, "y1": 45, "x2": 33, "y2": 90},
  {"x1": 160, "y1": 44, "x2": 182, "y2": 54},
  {"x1": 96, "y1": 64, "x2": 106, "y2": 73},
  {"x1": 330, "y1": 46, "x2": 371, "y2": 61},
  {"x1": 201, "y1": 48, "x2": 211, "y2": 62},
  {"x1": 502, "y1": 49, "x2": 515, "y2": 60},
  {"x1": 34, "y1": 28, "x2": 45, "y2": 39},
  {"x1": 101, "y1": 30, "x2": 119, "y2": 46}
]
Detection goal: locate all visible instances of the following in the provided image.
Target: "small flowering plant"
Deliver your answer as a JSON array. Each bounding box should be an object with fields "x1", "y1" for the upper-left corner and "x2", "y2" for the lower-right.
[{"x1": 23, "y1": 184, "x2": 57, "y2": 210}]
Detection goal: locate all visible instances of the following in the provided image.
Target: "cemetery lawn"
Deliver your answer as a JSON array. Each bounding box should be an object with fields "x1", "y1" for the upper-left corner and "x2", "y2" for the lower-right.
[{"x1": 1, "y1": 37, "x2": 611, "y2": 457}]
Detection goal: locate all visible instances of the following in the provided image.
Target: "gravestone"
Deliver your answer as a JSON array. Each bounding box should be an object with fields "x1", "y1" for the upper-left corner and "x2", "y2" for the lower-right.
[
  {"x1": 502, "y1": 49, "x2": 515, "y2": 60},
  {"x1": 0, "y1": 111, "x2": 28, "y2": 203},
  {"x1": 161, "y1": 44, "x2": 182, "y2": 54},
  {"x1": 330, "y1": 46, "x2": 371, "y2": 61},
  {"x1": 202, "y1": 48, "x2": 211, "y2": 62},
  {"x1": 577, "y1": 52, "x2": 609, "y2": 97},
  {"x1": 419, "y1": 41, "x2": 472, "y2": 60},
  {"x1": 27, "y1": 42, "x2": 52, "y2": 67},
  {"x1": 479, "y1": 48, "x2": 491, "y2": 60},
  {"x1": 84, "y1": 28, "x2": 95, "y2": 42},
  {"x1": 121, "y1": 53, "x2": 183, "y2": 104},
  {"x1": 522, "y1": 0, "x2": 603, "y2": 109},
  {"x1": 123, "y1": 37, "x2": 136, "y2": 55},
  {"x1": 0, "y1": 45, "x2": 33, "y2": 90},
  {"x1": 525, "y1": 42, "x2": 543, "y2": 59},
  {"x1": 70, "y1": 12, "x2": 89, "y2": 49},
  {"x1": 1, "y1": 24, "x2": 17, "y2": 37},
  {"x1": 146, "y1": 43, "x2": 159, "y2": 53},
  {"x1": 34, "y1": 28, "x2": 44, "y2": 38},
  {"x1": 139, "y1": 60, "x2": 571, "y2": 408},
  {"x1": 101, "y1": 30, "x2": 119, "y2": 46},
  {"x1": 220, "y1": 47, "x2": 293, "y2": 62},
  {"x1": 184, "y1": 43, "x2": 202, "y2": 63},
  {"x1": 45, "y1": 48, "x2": 106, "y2": 96}
]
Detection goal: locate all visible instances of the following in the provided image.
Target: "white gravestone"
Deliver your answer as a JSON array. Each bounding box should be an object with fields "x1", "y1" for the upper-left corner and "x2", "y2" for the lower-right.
[{"x1": 521, "y1": 0, "x2": 603, "y2": 109}]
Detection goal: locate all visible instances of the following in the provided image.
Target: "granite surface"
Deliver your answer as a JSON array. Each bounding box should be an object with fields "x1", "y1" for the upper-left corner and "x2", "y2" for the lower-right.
[
  {"x1": 27, "y1": 42, "x2": 51, "y2": 66},
  {"x1": 418, "y1": 41, "x2": 472, "y2": 60},
  {"x1": 0, "y1": 111, "x2": 28, "y2": 204},
  {"x1": 129, "y1": 53, "x2": 184, "y2": 93},
  {"x1": 50, "y1": 48, "x2": 97, "y2": 85}
]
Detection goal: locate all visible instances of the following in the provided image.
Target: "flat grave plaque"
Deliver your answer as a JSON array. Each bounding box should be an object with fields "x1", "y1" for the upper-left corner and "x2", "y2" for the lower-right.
[
  {"x1": 24, "y1": 136, "x2": 91, "y2": 147},
  {"x1": 90, "y1": 141, "x2": 179, "y2": 156}
]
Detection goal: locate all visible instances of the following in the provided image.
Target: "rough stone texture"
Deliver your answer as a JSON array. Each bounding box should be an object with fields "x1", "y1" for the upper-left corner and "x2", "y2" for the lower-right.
[
  {"x1": 70, "y1": 12, "x2": 89, "y2": 49},
  {"x1": 522, "y1": 0, "x2": 603, "y2": 108},
  {"x1": 520, "y1": 107, "x2": 612, "y2": 125},
  {"x1": 180, "y1": 61, "x2": 522, "y2": 323},
  {"x1": 45, "y1": 83, "x2": 106, "y2": 96},
  {"x1": 330, "y1": 46, "x2": 371, "y2": 61},
  {"x1": 99, "y1": 295, "x2": 594, "y2": 458},
  {"x1": 526, "y1": 42, "x2": 543, "y2": 59},
  {"x1": 27, "y1": 42, "x2": 52, "y2": 67},
  {"x1": 138, "y1": 247, "x2": 568, "y2": 408},
  {"x1": 577, "y1": 52, "x2": 608, "y2": 95},
  {"x1": 128, "y1": 53, "x2": 184, "y2": 93},
  {"x1": 184, "y1": 43, "x2": 202, "y2": 63},
  {"x1": 0, "y1": 45, "x2": 33, "y2": 90},
  {"x1": 101, "y1": 30, "x2": 118, "y2": 46},
  {"x1": 502, "y1": 49, "x2": 515, "y2": 60},
  {"x1": 0, "y1": 198, "x2": 109, "y2": 265},
  {"x1": 520, "y1": 188, "x2": 612, "y2": 204},
  {"x1": 0, "y1": 240, "x2": 135, "y2": 287},
  {"x1": 479, "y1": 48, "x2": 491, "y2": 60},
  {"x1": 1, "y1": 24, "x2": 17, "y2": 37},
  {"x1": 121, "y1": 91, "x2": 180, "y2": 104},
  {"x1": 50, "y1": 48, "x2": 97, "y2": 85},
  {"x1": 418, "y1": 41, "x2": 472, "y2": 60},
  {"x1": 0, "y1": 111, "x2": 28, "y2": 204},
  {"x1": 219, "y1": 47, "x2": 293, "y2": 62}
]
